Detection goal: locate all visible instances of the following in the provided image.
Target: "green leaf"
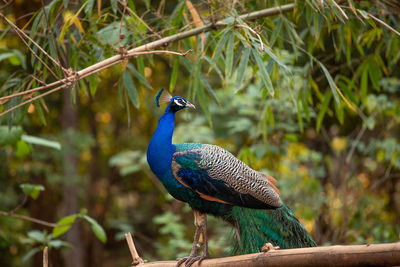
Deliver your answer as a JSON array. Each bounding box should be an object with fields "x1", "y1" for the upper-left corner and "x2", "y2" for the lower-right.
[
  {"x1": 48, "y1": 239, "x2": 72, "y2": 249},
  {"x1": 211, "y1": 29, "x2": 230, "y2": 66},
  {"x1": 225, "y1": 32, "x2": 234, "y2": 78},
  {"x1": 84, "y1": 0, "x2": 94, "y2": 15},
  {"x1": 127, "y1": 63, "x2": 151, "y2": 89},
  {"x1": 0, "y1": 52, "x2": 16, "y2": 63},
  {"x1": 169, "y1": 57, "x2": 179, "y2": 92},
  {"x1": 318, "y1": 61, "x2": 340, "y2": 105},
  {"x1": 334, "y1": 98, "x2": 344, "y2": 124},
  {"x1": 82, "y1": 215, "x2": 107, "y2": 243},
  {"x1": 15, "y1": 140, "x2": 31, "y2": 158},
  {"x1": 261, "y1": 46, "x2": 290, "y2": 73},
  {"x1": 204, "y1": 55, "x2": 223, "y2": 80},
  {"x1": 20, "y1": 183, "x2": 45, "y2": 200},
  {"x1": 53, "y1": 215, "x2": 77, "y2": 238},
  {"x1": 361, "y1": 65, "x2": 368, "y2": 104},
  {"x1": 34, "y1": 100, "x2": 47, "y2": 126},
  {"x1": 252, "y1": 49, "x2": 274, "y2": 96},
  {"x1": 270, "y1": 19, "x2": 282, "y2": 47},
  {"x1": 0, "y1": 126, "x2": 24, "y2": 146},
  {"x1": 22, "y1": 247, "x2": 41, "y2": 263},
  {"x1": 137, "y1": 56, "x2": 145, "y2": 77},
  {"x1": 196, "y1": 78, "x2": 212, "y2": 127},
  {"x1": 368, "y1": 60, "x2": 381, "y2": 91},
  {"x1": 235, "y1": 46, "x2": 250, "y2": 88},
  {"x1": 296, "y1": 99, "x2": 304, "y2": 133},
  {"x1": 316, "y1": 91, "x2": 332, "y2": 132},
  {"x1": 21, "y1": 135, "x2": 61, "y2": 150},
  {"x1": 199, "y1": 74, "x2": 219, "y2": 104},
  {"x1": 27, "y1": 230, "x2": 45, "y2": 242},
  {"x1": 122, "y1": 71, "x2": 139, "y2": 108},
  {"x1": 111, "y1": 0, "x2": 118, "y2": 13}
]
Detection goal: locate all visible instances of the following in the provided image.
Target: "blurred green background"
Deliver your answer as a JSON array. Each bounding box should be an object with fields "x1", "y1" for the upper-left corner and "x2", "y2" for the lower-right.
[{"x1": 0, "y1": 0, "x2": 399, "y2": 266}]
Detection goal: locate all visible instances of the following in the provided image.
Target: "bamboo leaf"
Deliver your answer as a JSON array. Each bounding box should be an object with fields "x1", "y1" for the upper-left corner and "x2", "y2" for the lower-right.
[
  {"x1": 127, "y1": 63, "x2": 151, "y2": 89},
  {"x1": 204, "y1": 55, "x2": 223, "y2": 80},
  {"x1": 361, "y1": 64, "x2": 368, "y2": 104},
  {"x1": 122, "y1": 71, "x2": 139, "y2": 108},
  {"x1": 225, "y1": 32, "x2": 234, "y2": 78},
  {"x1": 318, "y1": 61, "x2": 340, "y2": 105},
  {"x1": 270, "y1": 19, "x2": 282, "y2": 47},
  {"x1": 169, "y1": 57, "x2": 179, "y2": 92},
  {"x1": 316, "y1": 91, "x2": 332, "y2": 132},
  {"x1": 21, "y1": 135, "x2": 61, "y2": 150},
  {"x1": 195, "y1": 76, "x2": 212, "y2": 127},
  {"x1": 211, "y1": 29, "x2": 230, "y2": 66},
  {"x1": 236, "y1": 46, "x2": 250, "y2": 88},
  {"x1": 261, "y1": 46, "x2": 290, "y2": 73},
  {"x1": 252, "y1": 49, "x2": 274, "y2": 96},
  {"x1": 296, "y1": 99, "x2": 304, "y2": 133},
  {"x1": 200, "y1": 74, "x2": 219, "y2": 104}
]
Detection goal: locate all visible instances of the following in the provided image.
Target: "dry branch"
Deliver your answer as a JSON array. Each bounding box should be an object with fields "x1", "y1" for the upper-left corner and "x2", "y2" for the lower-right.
[
  {"x1": 125, "y1": 232, "x2": 146, "y2": 265},
  {"x1": 43, "y1": 246, "x2": 48, "y2": 267},
  {"x1": 0, "y1": 210, "x2": 58, "y2": 227},
  {"x1": 138, "y1": 242, "x2": 400, "y2": 267},
  {"x1": 0, "y1": 3, "x2": 294, "y2": 116}
]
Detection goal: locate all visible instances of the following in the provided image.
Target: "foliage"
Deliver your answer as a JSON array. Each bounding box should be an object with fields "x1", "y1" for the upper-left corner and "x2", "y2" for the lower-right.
[{"x1": 0, "y1": 0, "x2": 399, "y2": 266}]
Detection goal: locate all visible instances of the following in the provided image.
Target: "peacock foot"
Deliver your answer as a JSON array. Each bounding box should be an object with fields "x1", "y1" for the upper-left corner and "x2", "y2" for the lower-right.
[
  {"x1": 176, "y1": 253, "x2": 210, "y2": 267},
  {"x1": 261, "y1": 242, "x2": 280, "y2": 252}
]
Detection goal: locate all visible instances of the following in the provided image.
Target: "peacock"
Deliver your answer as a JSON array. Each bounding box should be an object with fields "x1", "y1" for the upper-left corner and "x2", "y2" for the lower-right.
[{"x1": 146, "y1": 89, "x2": 316, "y2": 266}]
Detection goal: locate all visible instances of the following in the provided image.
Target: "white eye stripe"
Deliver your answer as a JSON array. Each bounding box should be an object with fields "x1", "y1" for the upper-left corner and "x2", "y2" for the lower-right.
[{"x1": 174, "y1": 99, "x2": 185, "y2": 106}]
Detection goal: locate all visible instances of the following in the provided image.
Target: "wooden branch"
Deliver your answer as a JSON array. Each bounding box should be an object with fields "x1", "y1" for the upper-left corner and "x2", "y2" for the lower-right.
[
  {"x1": 138, "y1": 242, "x2": 400, "y2": 267},
  {"x1": 0, "y1": 210, "x2": 58, "y2": 227},
  {"x1": 125, "y1": 232, "x2": 146, "y2": 265},
  {"x1": 0, "y1": 3, "x2": 294, "y2": 116},
  {"x1": 43, "y1": 246, "x2": 48, "y2": 267}
]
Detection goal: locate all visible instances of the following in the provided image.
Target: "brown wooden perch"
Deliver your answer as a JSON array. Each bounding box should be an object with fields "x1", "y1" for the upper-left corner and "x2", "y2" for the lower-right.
[{"x1": 137, "y1": 242, "x2": 400, "y2": 267}]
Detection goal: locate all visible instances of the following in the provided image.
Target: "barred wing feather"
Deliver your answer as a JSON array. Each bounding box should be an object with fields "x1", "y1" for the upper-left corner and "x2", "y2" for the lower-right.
[{"x1": 172, "y1": 143, "x2": 282, "y2": 209}]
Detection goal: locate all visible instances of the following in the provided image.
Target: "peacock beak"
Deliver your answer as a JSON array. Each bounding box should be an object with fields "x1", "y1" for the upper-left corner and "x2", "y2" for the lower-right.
[{"x1": 186, "y1": 102, "x2": 196, "y2": 109}]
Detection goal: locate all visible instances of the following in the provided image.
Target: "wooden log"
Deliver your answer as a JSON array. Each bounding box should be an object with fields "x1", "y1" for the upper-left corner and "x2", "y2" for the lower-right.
[{"x1": 139, "y1": 242, "x2": 400, "y2": 267}]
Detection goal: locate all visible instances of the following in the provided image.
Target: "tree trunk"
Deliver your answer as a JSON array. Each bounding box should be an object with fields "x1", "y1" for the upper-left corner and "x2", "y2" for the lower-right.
[{"x1": 61, "y1": 88, "x2": 84, "y2": 267}]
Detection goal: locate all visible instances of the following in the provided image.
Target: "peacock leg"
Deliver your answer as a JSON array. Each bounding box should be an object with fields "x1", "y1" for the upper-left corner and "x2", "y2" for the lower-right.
[{"x1": 176, "y1": 210, "x2": 210, "y2": 267}]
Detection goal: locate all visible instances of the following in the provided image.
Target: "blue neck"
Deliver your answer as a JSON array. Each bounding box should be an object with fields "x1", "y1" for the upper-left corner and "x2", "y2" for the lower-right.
[{"x1": 147, "y1": 112, "x2": 176, "y2": 178}]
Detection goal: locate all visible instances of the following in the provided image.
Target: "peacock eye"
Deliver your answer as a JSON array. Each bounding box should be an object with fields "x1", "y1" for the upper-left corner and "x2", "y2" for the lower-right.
[{"x1": 178, "y1": 99, "x2": 183, "y2": 103}]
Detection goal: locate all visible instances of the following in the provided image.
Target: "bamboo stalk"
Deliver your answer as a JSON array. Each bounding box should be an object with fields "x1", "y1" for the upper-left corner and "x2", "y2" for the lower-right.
[{"x1": 139, "y1": 242, "x2": 400, "y2": 267}]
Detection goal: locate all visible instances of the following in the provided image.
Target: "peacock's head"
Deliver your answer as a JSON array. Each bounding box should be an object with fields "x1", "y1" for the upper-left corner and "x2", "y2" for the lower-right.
[{"x1": 155, "y1": 88, "x2": 195, "y2": 113}]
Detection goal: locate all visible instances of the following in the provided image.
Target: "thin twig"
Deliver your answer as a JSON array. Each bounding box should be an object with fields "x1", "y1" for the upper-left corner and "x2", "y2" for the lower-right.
[
  {"x1": 367, "y1": 12, "x2": 400, "y2": 37},
  {"x1": 0, "y1": 0, "x2": 13, "y2": 10},
  {"x1": 10, "y1": 195, "x2": 28, "y2": 214},
  {"x1": 125, "y1": 232, "x2": 146, "y2": 265},
  {"x1": 329, "y1": 0, "x2": 348, "y2": 20},
  {"x1": 0, "y1": 83, "x2": 70, "y2": 117},
  {"x1": 43, "y1": 246, "x2": 48, "y2": 267},
  {"x1": 0, "y1": 211, "x2": 58, "y2": 227}
]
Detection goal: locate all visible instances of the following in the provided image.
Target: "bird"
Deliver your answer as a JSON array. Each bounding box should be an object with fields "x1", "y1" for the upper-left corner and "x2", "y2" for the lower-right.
[{"x1": 147, "y1": 88, "x2": 316, "y2": 266}]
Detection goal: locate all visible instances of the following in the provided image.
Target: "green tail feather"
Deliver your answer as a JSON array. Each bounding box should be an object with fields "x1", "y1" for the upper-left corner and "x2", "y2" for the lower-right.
[{"x1": 228, "y1": 204, "x2": 317, "y2": 254}]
